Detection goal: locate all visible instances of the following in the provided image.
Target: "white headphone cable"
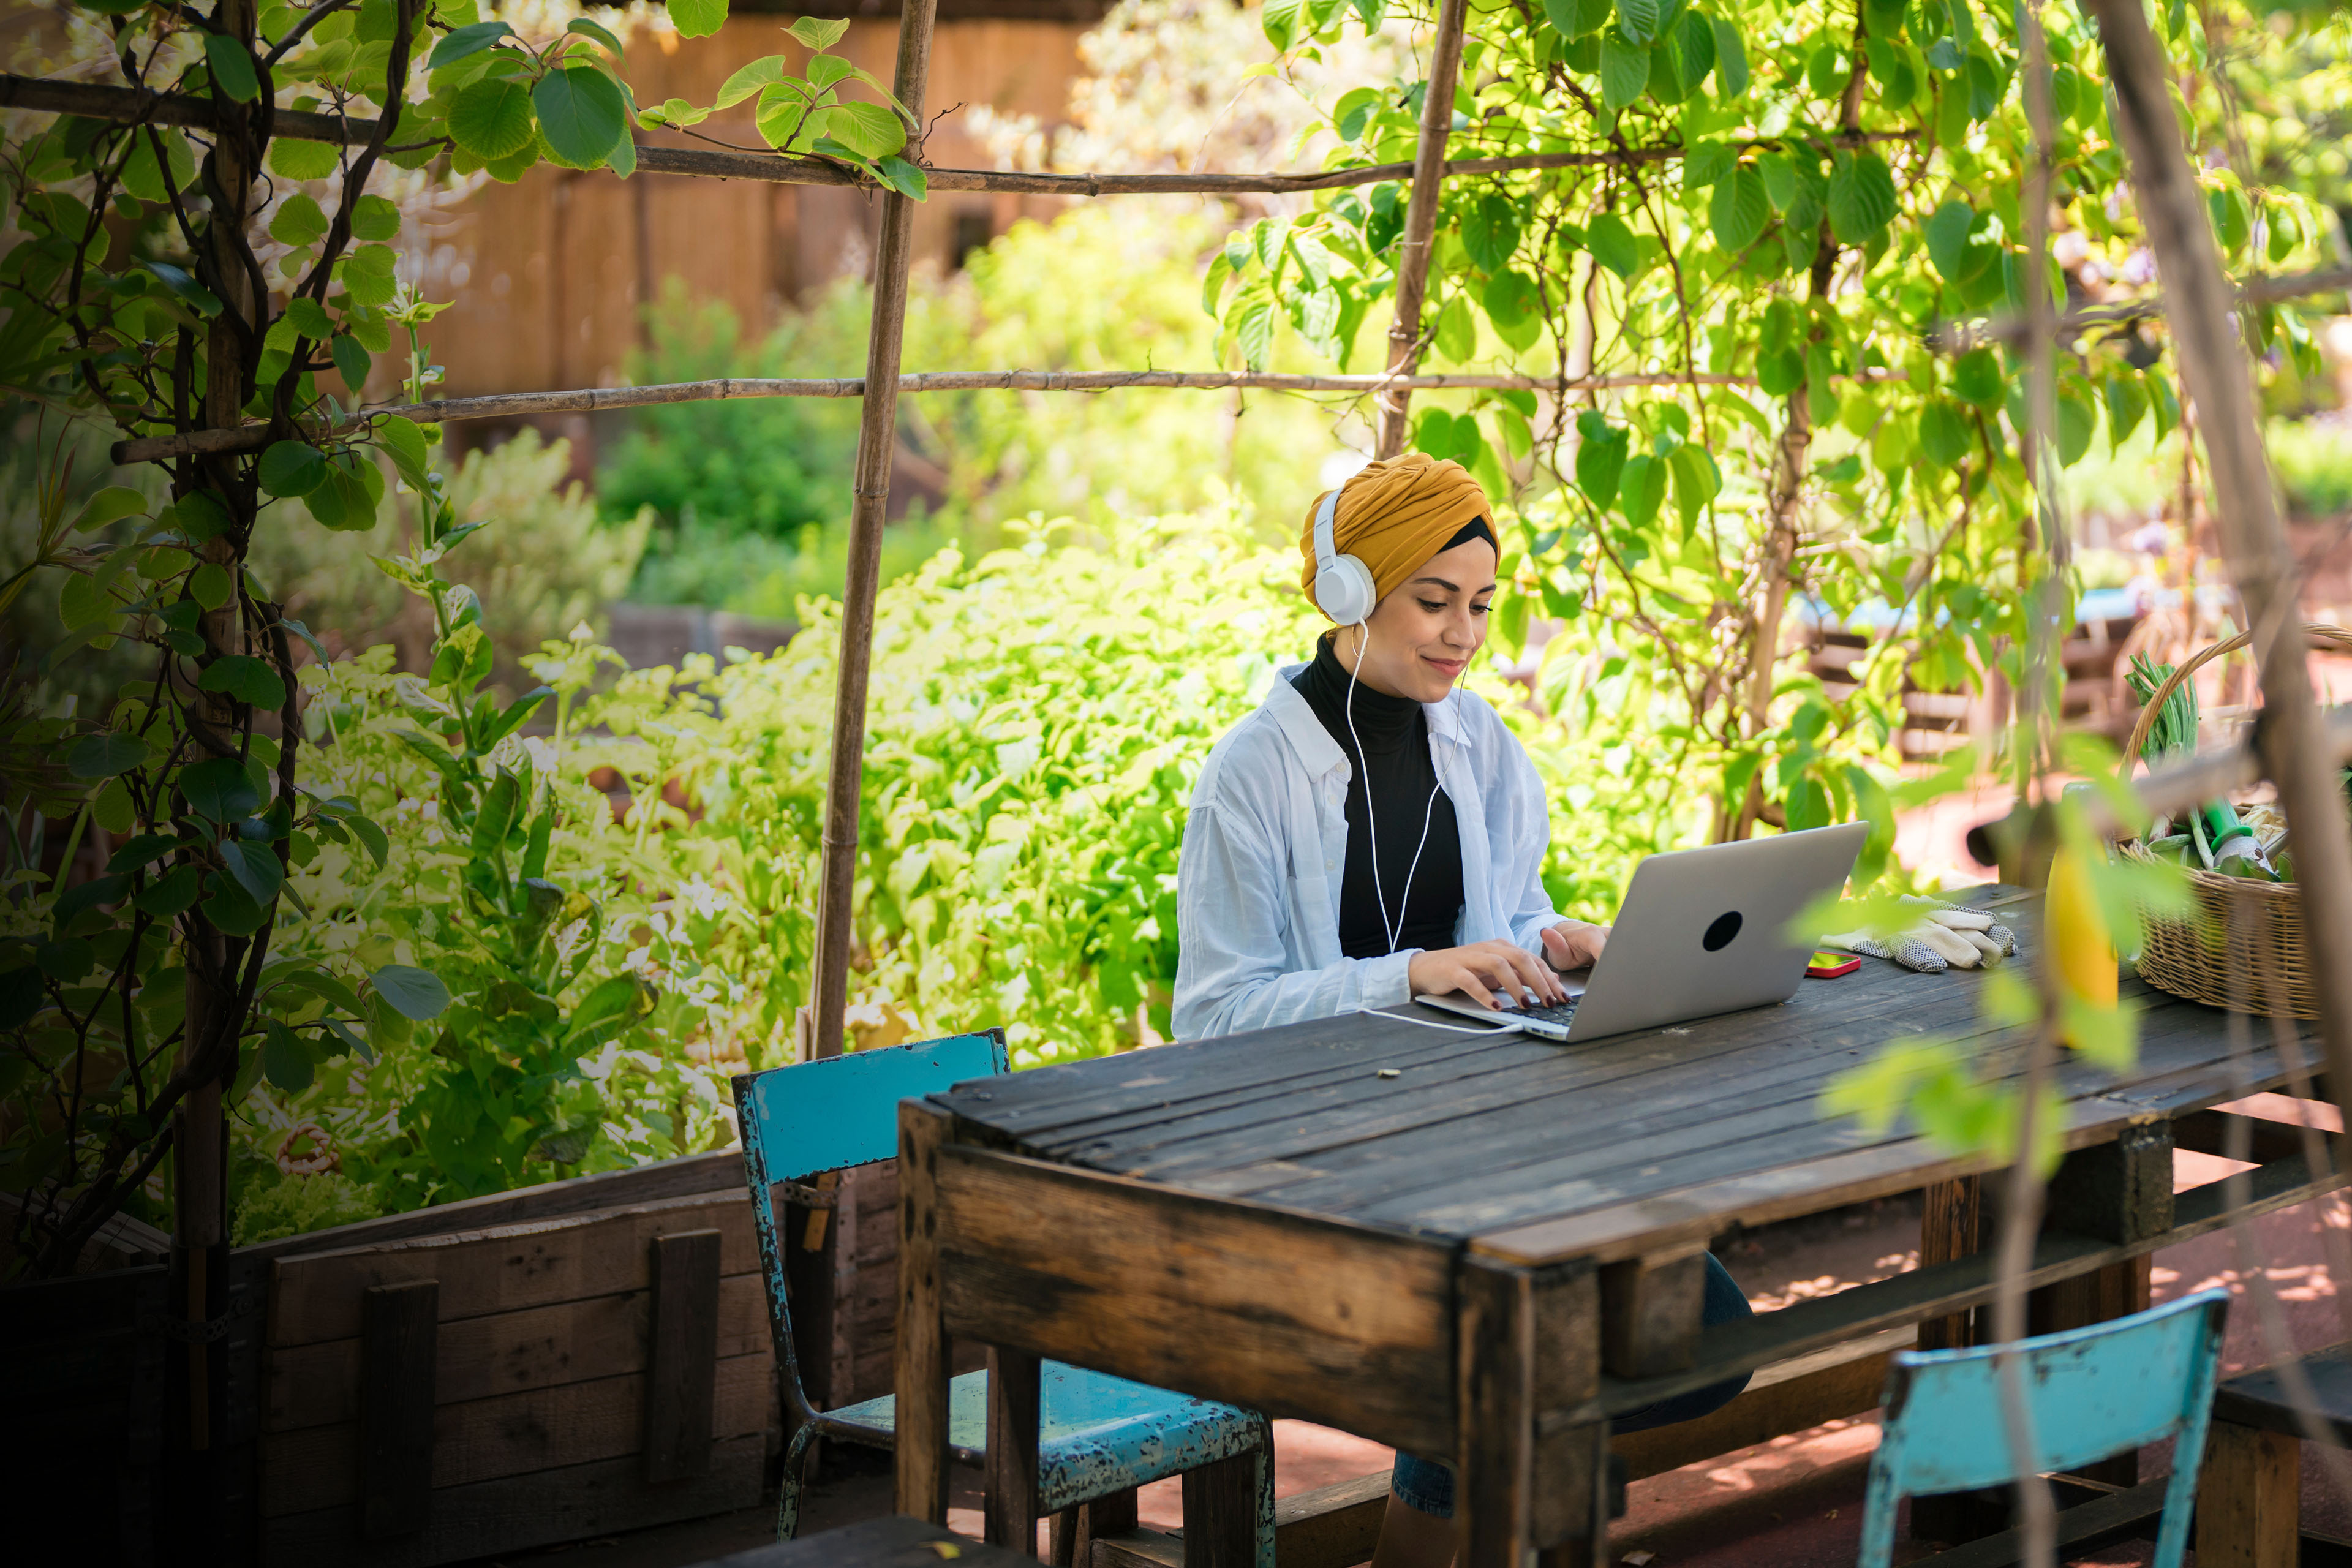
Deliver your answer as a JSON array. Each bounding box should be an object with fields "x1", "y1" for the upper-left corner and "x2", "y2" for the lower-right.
[{"x1": 1344, "y1": 622, "x2": 1450, "y2": 957}]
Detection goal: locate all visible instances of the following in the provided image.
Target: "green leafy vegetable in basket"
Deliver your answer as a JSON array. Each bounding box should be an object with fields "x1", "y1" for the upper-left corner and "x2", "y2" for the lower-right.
[
  {"x1": 2126, "y1": 654, "x2": 2200, "y2": 764},
  {"x1": 2124, "y1": 654, "x2": 2277, "y2": 879}
]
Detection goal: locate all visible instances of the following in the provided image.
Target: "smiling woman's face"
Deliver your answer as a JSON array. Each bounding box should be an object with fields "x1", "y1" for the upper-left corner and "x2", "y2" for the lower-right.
[{"x1": 1333, "y1": 533, "x2": 1498, "y2": 703}]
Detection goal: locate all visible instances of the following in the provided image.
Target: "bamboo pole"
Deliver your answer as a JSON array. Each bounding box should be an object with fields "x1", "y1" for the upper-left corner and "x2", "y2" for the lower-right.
[
  {"x1": 1373, "y1": 0, "x2": 1472, "y2": 460},
  {"x1": 110, "y1": 368, "x2": 1795, "y2": 464},
  {"x1": 0, "y1": 72, "x2": 1912, "y2": 196},
  {"x1": 1934, "y1": 263, "x2": 2352, "y2": 351},
  {"x1": 2087, "y1": 0, "x2": 2352, "y2": 1099},
  {"x1": 809, "y1": 0, "x2": 939, "y2": 1063}
]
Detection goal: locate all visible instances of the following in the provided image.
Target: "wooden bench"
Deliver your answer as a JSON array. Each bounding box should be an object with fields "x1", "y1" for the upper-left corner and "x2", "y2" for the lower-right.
[
  {"x1": 1091, "y1": 1327, "x2": 1913, "y2": 1568},
  {"x1": 684, "y1": 1513, "x2": 1028, "y2": 1568},
  {"x1": 2199, "y1": 1342, "x2": 2352, "y2": 1568}
]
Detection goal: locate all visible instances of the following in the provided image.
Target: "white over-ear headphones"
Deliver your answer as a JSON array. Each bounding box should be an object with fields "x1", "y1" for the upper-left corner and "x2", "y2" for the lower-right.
[{"x1": 1311, "y1": 484, "x2": 1377, "y2": 627}]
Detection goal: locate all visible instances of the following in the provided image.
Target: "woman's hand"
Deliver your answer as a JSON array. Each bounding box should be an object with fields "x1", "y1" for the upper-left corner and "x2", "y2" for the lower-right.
[
  {"x1": 1540, "y1": 921, "x2": 1610, "y2": 972},
  {"x1": 1408, "y1": 940, "x2": 1570, "y2": 1010}
]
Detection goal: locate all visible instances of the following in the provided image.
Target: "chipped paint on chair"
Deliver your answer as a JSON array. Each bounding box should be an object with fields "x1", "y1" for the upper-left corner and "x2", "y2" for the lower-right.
[
  {"x1": 734, "y1": 1032, "x2": 1275, "y2": 1564},
  {"x1": 1858, "y1": 1286, "x2": 2232, "y2": 1568}
]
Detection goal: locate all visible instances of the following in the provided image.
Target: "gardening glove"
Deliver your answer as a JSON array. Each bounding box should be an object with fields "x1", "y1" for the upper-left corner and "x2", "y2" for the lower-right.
[{"x1": 1821, "y1": 897, "x2": 2017, "y2": 974}]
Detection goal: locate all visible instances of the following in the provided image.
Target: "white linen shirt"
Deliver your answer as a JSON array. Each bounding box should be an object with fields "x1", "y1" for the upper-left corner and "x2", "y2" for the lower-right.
[{"x1": 1172, "y1": 663, "x2": 1568, "y2": 1041}]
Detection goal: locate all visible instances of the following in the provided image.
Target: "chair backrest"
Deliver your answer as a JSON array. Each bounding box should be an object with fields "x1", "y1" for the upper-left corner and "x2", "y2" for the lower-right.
[
  {"x1": 1858, "y1": 1287, "x2": 2231, "y2": 1568},
  {"x1": 731, "y1": 1031, "x2": 1007, "y2": 1417}
]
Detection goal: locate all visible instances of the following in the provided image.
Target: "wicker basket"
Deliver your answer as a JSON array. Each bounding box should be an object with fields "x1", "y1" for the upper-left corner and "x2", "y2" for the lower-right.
[{"x1": 2117, "y1": 622, "x2": 2352, "y2": 1020}]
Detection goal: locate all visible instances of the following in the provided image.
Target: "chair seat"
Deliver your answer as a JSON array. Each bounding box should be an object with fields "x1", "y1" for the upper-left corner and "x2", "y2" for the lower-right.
[{"x1": 820, "y1": 1362, "x2": 1262, "y2": 1513}]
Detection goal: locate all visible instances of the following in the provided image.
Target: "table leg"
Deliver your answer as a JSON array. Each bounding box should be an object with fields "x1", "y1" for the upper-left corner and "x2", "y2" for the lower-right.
[
  {"x1": 1912, "y1": 1177, "x2": 1994, "y2": 1546},
  {"x1": 2197, "y1": 1421, "x2": 2299, "y2": 1568},
  {"x1": 1180, "y1": 1449, "x2": 1259, "y2": 1568},
  {"x1": 986, "y1": 1345, "x2": 1042, "y2": 1555},
  {"x1": 897, "y1": 1099, "x2": 954, "y2": 1523},
  {"x1": 1460, "y1": 1257, "x2": 1602, "y2": 1568}
]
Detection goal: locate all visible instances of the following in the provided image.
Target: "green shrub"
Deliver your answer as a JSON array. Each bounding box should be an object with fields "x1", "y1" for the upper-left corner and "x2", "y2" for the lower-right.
[
  {"x1": 250, "y1": 429, "x2": 649, "y2": 679},
  {"x1": 2269, "y1": 417, "x2": 2352, "y2": 517}
]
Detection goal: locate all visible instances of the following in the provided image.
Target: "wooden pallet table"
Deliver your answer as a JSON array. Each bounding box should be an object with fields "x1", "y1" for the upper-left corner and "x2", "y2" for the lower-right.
[{"x1": 892, "y1": 889, "x2": 2345, "y2": 1566}]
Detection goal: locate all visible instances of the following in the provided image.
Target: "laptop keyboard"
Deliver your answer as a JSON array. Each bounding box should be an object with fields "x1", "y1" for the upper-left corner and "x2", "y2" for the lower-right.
[{"x1": 1504, "y1": 997, "x2": 1581, "y2": 1029}]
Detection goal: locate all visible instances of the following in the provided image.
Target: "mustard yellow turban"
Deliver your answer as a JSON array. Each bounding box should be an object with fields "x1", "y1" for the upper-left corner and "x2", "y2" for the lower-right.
[{"x1": 1298, "y1": 453, "x2": 1493, "y2": 622}]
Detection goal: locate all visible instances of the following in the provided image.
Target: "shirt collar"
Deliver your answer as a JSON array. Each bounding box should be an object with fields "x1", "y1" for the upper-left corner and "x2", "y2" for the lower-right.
[{"x1": 1263, "y1": 662, "x2": 1468, "y2": 777}]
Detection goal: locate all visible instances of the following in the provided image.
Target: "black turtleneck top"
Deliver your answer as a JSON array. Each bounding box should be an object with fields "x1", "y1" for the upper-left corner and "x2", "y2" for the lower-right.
[{"x1": 1291, "y1": 634, "x2": 1465, "y2": 960}]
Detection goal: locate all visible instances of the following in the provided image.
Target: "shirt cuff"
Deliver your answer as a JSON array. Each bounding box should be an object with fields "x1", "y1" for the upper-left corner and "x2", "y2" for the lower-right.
[{"x1": 1360, "y1": 950, "x2": 1418, "y2": 1010}]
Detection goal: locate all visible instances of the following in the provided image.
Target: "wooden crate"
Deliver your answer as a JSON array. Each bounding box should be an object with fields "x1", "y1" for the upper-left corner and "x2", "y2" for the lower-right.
[{"x1": 248, "y1": 1152, "x2": 782, "y2": 1567}]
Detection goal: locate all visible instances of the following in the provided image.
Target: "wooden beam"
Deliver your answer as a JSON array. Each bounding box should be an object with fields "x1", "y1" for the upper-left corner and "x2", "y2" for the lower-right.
[
  {"x1": 642, "y1": 1229, "x2": 722, "y2": 1483},
  {"x1": 809, "y1": 0, "x2": 940, "y2": 1061},
  {"x1": 2087, "y1": 0, "x2": 2352, "y2": 1122},
  {"x1": 1598, "y1": 1247, "x2": 1705, "y2": 1381},
  {"x1": 895, "y1": 1099, "x2": 954, "y2": 1525},
  {"x1": 1610, "y1": 1325, "x2": 1913, "y2": 1481},
  {"x1": 0, "y1": 73, "x2": 1913, "y2": 198},
  {"x1": 2198, "y1": 1422, "x2": 2302, "y2": 1568},
  {"x1": 108, "y1": 368, "x2": 1790, "y2": 466},
  {"x1": 1373, "y1": 0, "x2": 1471, "y2": 460},
  {"x1": 984, "y1": 1346, "x2": 1043, "y2": 1555},
  {"x1": 358, "y1": 1280, "x2": 437, "y2": 1539}
]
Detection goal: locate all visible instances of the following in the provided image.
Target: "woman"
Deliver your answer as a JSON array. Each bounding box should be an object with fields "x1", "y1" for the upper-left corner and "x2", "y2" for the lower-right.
[{"x1": 1172, "y1": 453, "x2": 1751, "y2": 1561}]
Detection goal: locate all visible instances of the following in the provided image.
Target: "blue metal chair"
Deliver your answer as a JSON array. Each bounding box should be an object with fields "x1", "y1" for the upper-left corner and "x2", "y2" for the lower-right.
[
  {"x1": 1859, "y1": 1286, "x2": 2232, "y2": 1568},
  {"x1": 734, "y1": 1031, "x2": 1274, "y2": 1560}
]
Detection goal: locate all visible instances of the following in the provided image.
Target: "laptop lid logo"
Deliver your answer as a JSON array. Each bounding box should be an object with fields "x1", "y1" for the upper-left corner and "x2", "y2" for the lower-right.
[{"x1": 1703, "y1": 911, "x2": 1743, "y2": 951}]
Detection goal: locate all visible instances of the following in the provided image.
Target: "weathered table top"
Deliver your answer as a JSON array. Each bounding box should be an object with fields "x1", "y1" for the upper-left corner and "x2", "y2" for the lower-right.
[
  {"x1": 691, "y1": 1515, "x2": 1024, "y2": 1568},
  {"x1": 937, "y1": 891, "x2": 2326, "y2": 1268}
]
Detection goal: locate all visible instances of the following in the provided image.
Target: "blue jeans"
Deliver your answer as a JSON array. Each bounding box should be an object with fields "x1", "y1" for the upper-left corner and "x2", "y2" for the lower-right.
[{"x1": 1390, "y1": 1251, "x2": 1755, "y2": 1518}]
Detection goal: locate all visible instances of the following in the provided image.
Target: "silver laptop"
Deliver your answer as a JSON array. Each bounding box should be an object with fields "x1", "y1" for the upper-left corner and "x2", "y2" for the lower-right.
[{"x1": 1413, "y1": 823, "x2": 1870, "y2": 1042}]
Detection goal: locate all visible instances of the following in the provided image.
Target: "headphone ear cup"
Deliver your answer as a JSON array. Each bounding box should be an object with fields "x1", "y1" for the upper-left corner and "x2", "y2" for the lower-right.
[{"x1": 1316, "y1": 552, "x2": 1376, "y2": 626}]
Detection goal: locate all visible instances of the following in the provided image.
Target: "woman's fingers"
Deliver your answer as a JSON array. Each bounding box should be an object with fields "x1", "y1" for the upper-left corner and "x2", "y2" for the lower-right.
[{"x1": 1449, "y1": 962, "x2": 1496, "y2": 1009}]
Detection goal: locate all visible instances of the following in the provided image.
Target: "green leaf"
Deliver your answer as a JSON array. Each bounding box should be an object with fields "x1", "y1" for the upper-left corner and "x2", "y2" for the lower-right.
[
  {"x1": 2054, "y1": 388, "x2": 2097, "y2": 467},
  {"x1": 1951, "y1": 347, "x2": 2003, "y2": 409},
  {"x1": 1482, "y1": 271, "x2": 1545, "y2": 352},
  {"x1": 1599, "y1": 31, "x2": 1652, "y2": 111},
  {"x1": 1826, "y1": 152, "x2": 1898, "y2": 244},
  {"x1": 804, "y1": 52, "x2": 854, "y2": 93},
  {"x1": 198, "y1": 655, "x2": 288, "y2": 712},
  {"x1": 876, "y1": 155, "x2": 927, "y2": 200},
  {"x1": 1234, "y1": 294, "x2": 1278, "y2": 371},
  {"x1": 1434, "y1": 292, "x2": 1477, "y2": 362},
  {"x1": 107, "y1": 834, "x2": 179, "y2": 873},
  {"x1": 1656, "y1": 7, "x2": 1716, "y2": 100},
  {"x1": 181, "y1": 757, "x2": 262, "y2": 823},
  {"x1": 1333, "y1": 85, "x2": 1382, "y2": 141},
  {"x1": 1615, "y1": 0, "x2": 1664, "y2": 45},
  {"x1": 349, "y1": 194, "x2": 401, "y2": 242},
  {"x1": 222, "y1": 838, "x2": 285, "y2": 907},
  {"x1": 821, "y1": 100, "x2": 908, "y2": 160},
  {"x1": 2105, "y1": 375, "x2": 2149, "y2": 448},
  {"x1": 1262, "y1": 0, "x2": 1305, "y2": 48},
  {"x1": 190, "y1": 560, "x2": 233, "y2": 611},
  {"x1": 565, "y1": 15, "x2": 627, "y2": 58},
  {"x1": 1681, "y1": 139, "x2": 1733, "y2": 192},
  {"x1": 72, "y1": 485, "x2": 149, "y2": 533},
  {"x1": 534, "y1": 67, "x2": 628, "y2": 169},
  {"x1": 331, "y1": 333, "x2": 372, "y2": 390},
  {"x1": 1574, "y1": 411, "x2": 1629, "y2": 506},
  {"x1": 1460, "y1": 194, "x2": 1521, "y2": 274},
  {"x1": 1923, "y1": 198, "x2": 1975, "y2": 284},
  {"x1": 785, "y1": 15, "x2": 849, "y2": 49},
  {"x1": 371, "y1": 963, "x2": 452, "y2": 1021},
  {"x1": 346, "y1": 813, "x2": 389, "y2": 869},
  {"x1": 285, "y1": 295, "x2": 336, "y2": 342},
  {"x1": 1668, "y1": 443, "x2": 1721, "y2": 525},
  {"x1": 430, "y1": 20, "x2": 514, "y2": 69},
  {"x1": 204, "y1": 35, "x2": 262, "y2": 102},
  {"x1": 1919, "y1": 399, "x2": 1972, "y2": 466},
  {"x1": 1709, "y1": 164, "x2": 1768, "y2": 252},
  {"x1": 449, "y1": 78, "x2": 535, "y2": 160},
  {"x1": 306, "y1": 453, "x2": 385, "y2": 532},
  {"x1": 270, "y1": 192, "x2": 330, "y2": 247},
  {"x1": 1618, "y1": 451, "x2": 1665, "y2": 528},
  {"x1": 68, "y1": 733, "x2": 147, "y2": 779},
  {"x1": 1711, "y1": 14, "x2": 1749, "y2": 96},
  {"x1": 268, "y1": 136, "x2": 342, "y2": 182},
  {"x1": 673, "y1": 0, "x2": 729, "y2": 39},
  {"x1": 1585, "y1": 211, "x2": 1639, "y2": 279},
  {"x1": 137, "y1": 864, "x2": 202, "y2": 918},
  {"x1": 263, "y1": 1020, "x2": 314, "y2": 1094},
  {"x1": 374, "y1": 416, "x2": 434, "y2": 494},
  {"x1": 715, "y1": 56, "x2": 788, "y2": 110}
]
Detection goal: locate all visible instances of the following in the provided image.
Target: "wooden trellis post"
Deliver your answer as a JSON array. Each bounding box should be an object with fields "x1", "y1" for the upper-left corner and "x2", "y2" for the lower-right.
[
  {"x1": 809, "y1": 0, "x2": 941, "y2": 1063},
  {"x1": 1374, "y1": 0, "x2": 1472, "y2": 459}
]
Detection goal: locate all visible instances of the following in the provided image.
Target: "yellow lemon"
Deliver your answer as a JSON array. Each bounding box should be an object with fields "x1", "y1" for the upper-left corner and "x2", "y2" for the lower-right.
[{"x1": 2045, "y1": 846, "x2": 2118, "y2": 1016}]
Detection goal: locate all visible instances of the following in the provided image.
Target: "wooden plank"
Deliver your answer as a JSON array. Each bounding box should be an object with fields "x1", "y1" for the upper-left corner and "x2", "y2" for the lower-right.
[
  {"x1": 268, "y1": 1190, "x2": 756, "y2": 1346},
  {"x1": 1611, "y1": 1325, "x2": 1912, "y2": 1481},
  {"x1": 360, "y1": 1281, "x2": 438, "y2": 1538},
  {"x1": 986, "y1": 1346, "x2": 1042, "y2": 1554},
  {"x1": 1527, "y1": 1263, "x2": 1602, "y2": 1550},
  {"x1": 1921, "y1": 1476, "x2": 2171, "y2": 1568},
  {"x1": 2174, "y1": 1107, "x2": 2332, "y2": 1166},
  {"x1": 264, "y1": 1272, "x2": 769, "y2": 1430},
  {"x1": 2045, "y1": 1119, "x2": 2174, "y2": 1243},
  {"x1": 643, "y1": 1230, "x2": 722, "y2": 1483},
  {"x1": 258, "y1": 1431, "x2": 765, "y2": 1568},
  {"x1": 1269, "y1": 1472, "x2": 1388, "y2": 1568},
  {"x1": 1180, "y1": 1448, "x2": 1259, "y2": 1568},
  {"x1": 2198, "y1": 1422, "x2": 2302, "y2": 1568},
  {"x1": 1455, "y1": 1257, "x2": 1537, "y2": 1568},
  {"x1": 931, "y1": 1144, "x2": 1456, "y2": 1456},
  {"x1": 1057, "y1": 1489, "x2": 1141, "y2": 1568},
  {"x1": 693, "y1": 1514, "x2": 1044, "y2": 1568},
  {"x1": 898, "y1": 1097, "x2": 954, "y2": 1525},
  {"x1": 1564, "y1": 1148, "x2": 2347, "y2": 1424},
  {"x1": 233, "y1": 1150, "x2": 745, "y2": 1265},
  {"x1": 260, "y1": 1351, "x2": 773, "y2": 1515},
  {"x1": 1094, "y1": 1529, "x2": 1184, "y2": 1568},
  {"x1": 1917, "y1": 1177, "x2": 1983, "y2": 1355},
  {"x1": 1599, "y1": 1248, "x2": 1705, "y2": 1380}
]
